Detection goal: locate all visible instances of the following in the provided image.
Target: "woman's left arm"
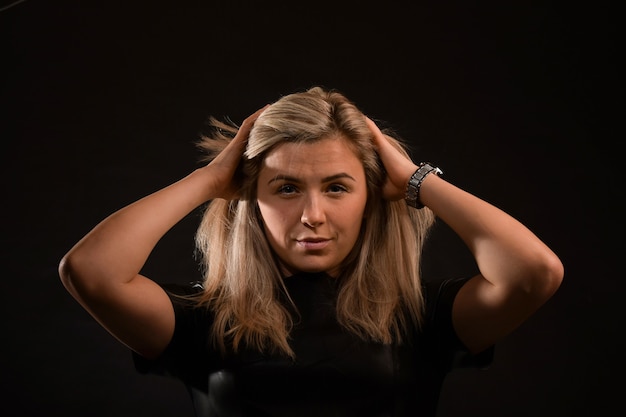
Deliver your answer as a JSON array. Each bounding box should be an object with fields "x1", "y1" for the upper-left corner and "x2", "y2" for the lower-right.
[
  {"x1": 418, "y1": 173, "x2": 564, "y2": 353},
  {"x1": 367, "y1": 118, "x2": 564, "y2": 354}
]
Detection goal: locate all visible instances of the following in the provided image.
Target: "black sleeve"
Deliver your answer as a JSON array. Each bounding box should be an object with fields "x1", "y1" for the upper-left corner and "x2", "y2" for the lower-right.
[
  {"x1": 132, "y1": 282, "x2": 214, "y2": 392},
  {"x1": 424, "y1": 277, "x2": 494, "y2": 371}
]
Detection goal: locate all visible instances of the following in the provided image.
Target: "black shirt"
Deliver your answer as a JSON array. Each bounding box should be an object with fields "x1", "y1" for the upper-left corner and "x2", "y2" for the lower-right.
[{"x1": 134, "y1": 273, "x2": 493, "y2": 417}]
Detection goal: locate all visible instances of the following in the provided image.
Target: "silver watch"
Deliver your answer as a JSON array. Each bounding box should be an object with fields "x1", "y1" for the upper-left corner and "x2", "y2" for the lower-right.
[{"x1": 405, "y1": 162, "x2": 443, "y2": 209}]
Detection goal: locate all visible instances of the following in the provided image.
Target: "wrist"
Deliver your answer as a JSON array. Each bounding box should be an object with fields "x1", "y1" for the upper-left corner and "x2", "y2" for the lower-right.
[{"x1": 405, "y1": 162, "x2": 443, "y2": 209}]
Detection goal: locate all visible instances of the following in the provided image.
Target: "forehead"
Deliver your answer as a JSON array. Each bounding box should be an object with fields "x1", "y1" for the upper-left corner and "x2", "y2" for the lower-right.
[{"x1": 261, "y1": 136, "x2": 363, "y2": 176}]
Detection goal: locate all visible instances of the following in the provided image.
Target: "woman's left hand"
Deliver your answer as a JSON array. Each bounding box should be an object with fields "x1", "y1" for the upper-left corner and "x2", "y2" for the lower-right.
[{"x1": 366, "y1": 117, "x2": 418, "y2": 201}]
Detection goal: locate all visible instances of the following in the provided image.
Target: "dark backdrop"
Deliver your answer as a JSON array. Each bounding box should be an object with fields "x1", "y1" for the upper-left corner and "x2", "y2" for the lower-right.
[{"x1": 2, "y1": 1, "x2": 623, "y2": 416}]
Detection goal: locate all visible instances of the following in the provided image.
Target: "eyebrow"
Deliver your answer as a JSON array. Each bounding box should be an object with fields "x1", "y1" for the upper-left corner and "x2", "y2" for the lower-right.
[{"x1": 267, "y1": 172, "x2": 356, "y2": 185}]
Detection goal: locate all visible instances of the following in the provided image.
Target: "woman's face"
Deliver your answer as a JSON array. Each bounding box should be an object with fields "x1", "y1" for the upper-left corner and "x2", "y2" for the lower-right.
[{"x1": 256, "y1": 135, "x2": 368, "y2": 277}]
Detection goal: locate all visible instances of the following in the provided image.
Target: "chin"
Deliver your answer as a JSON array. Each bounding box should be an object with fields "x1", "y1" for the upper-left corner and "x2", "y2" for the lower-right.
[{"x1": 284, "y1": 262, "x2": 335, "y2": 276}]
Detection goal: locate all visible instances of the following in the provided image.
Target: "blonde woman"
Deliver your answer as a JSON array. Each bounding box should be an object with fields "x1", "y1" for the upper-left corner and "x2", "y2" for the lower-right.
[{"x1": 59, "y1": 86, "x2": 563, "y2": 416}]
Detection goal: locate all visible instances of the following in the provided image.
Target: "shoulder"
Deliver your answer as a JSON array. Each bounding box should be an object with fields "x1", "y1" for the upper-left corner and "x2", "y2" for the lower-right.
[
  {"x1": 163, "y1": 280, "x2": 205, "y2": 297},
  {"x1": 134, "y1": 280, "x2": 214, "y2": 391},
  {"x1": 423, "y1": 276, "x2": 470, "y2": 322},
  {"x1": 421, "y1": 276, "x2": 493, "y2": 369},
  {"x1": 162, "y1": 281, "x2": 213, "y2": 330}
]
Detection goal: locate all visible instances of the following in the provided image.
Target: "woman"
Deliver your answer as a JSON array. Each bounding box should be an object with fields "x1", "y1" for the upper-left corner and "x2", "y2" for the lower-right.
[{"x1": 59, "y1": 86, "x2": 563, "y2": 416}]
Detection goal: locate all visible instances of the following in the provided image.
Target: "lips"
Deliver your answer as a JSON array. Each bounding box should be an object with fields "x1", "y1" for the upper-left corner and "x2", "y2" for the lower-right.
[{"x1": 296, "y1": 237, "x2": 331, "y2": 250}]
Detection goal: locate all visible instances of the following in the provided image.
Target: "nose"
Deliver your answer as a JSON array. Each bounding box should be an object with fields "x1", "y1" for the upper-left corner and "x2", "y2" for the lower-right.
[{"x1": 301, "y1": 193, "x2": 326, "y2": 228}]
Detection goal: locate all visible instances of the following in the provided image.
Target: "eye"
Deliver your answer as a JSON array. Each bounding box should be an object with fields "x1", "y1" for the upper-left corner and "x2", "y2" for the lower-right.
[
  {"x1": 277, "y1": 184, "x2": 298, "y2": 195},
  {"x1": 327, "y1": 184, "x2": 348, "y2": 194}
]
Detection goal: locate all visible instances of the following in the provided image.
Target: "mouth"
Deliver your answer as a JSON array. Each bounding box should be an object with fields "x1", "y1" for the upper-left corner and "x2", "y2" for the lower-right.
[{"x1": 296, "y1": 238, "x2": 331, "y2": 250}]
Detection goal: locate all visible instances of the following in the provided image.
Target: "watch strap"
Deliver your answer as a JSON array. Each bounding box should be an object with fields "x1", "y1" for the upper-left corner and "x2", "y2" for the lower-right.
[{"x1": 405, "y1": 162, "x2": 443, "y2": 209}]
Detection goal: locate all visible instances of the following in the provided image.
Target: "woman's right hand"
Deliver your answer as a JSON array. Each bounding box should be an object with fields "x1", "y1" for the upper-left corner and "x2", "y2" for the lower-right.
[{"x1": 203, "y1": 105, "x2": 268, "y2": 200}]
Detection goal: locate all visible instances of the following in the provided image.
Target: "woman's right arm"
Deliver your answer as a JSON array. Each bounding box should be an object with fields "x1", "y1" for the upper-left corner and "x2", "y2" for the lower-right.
[{"x1": 58, "y1": 107, "x2": 266, "y2": 359}]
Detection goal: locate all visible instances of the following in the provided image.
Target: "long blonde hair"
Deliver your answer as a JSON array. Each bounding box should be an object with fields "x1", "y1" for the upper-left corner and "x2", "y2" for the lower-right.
[{"x1": 195, "y1": 86, "x2": 435, "y2": 357}]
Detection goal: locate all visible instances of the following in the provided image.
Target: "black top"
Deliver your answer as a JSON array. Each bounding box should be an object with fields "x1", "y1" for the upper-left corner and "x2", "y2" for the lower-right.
[{"x1": 134, "y1": 273, "x2": 493, "y2": 417}]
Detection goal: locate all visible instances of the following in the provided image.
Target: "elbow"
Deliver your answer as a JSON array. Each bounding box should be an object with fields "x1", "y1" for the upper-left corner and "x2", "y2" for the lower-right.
[
  {"x1": 58, "y1": 251, "x2": 97, "y2": 298},
  {"x1": 529, "y1": 250, "x2": 564, "y2": 300},
  {"x1": 543, "y1": 250, "x2": 564, "y2": 294},
  {"x1": 58, "y1": 252, "x2": 80, "y2": 295}
]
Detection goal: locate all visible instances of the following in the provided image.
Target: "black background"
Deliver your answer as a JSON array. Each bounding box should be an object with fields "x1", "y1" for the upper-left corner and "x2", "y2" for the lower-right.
[{"x1": 2, "y1": 1, "x2": 623, "y2": 416}]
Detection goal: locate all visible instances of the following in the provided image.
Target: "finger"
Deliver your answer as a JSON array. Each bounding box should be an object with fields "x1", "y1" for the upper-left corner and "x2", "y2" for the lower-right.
[
  {"x1": 365, "y1": 116, "x2": 419, "y2": 198},
  {"x1": 365, "y1": 117, "x2": 404, "y2": 164},
  {"x1": 365, "y1": 117, "x2": 386, "y2": 149},
  {"x1": 231, "y1": 105, "x2": 267, "y2": 142},
  {"x1": 240, "y1": 105, "x2": 270, "y2": 133},
  {"x1": 365, "y1": 117, "x2": 412, "y2": 169}
]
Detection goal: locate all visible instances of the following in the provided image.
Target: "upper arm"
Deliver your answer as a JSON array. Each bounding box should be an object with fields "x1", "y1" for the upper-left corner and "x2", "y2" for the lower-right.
[
  {"x1": 64, "y1": 273, "x2": 176, "y2": 359},
  {"x1": 451, "y1": 272, "x2": 559, "y2": 354}
]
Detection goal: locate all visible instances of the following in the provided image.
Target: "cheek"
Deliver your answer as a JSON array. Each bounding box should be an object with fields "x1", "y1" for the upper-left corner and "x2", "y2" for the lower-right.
[
  {"x1": 333, "y1": 203, "x2": 366, "y2": 243},
  {"x1": 344, "y1": 212, "x2": 366, "y2": 240},
  {"x1": 345, "y1": 196, "x2": 368, "y2": 227},
  {"x1": 258, "y1": 202, "x2": 291, "y2": 241}
]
